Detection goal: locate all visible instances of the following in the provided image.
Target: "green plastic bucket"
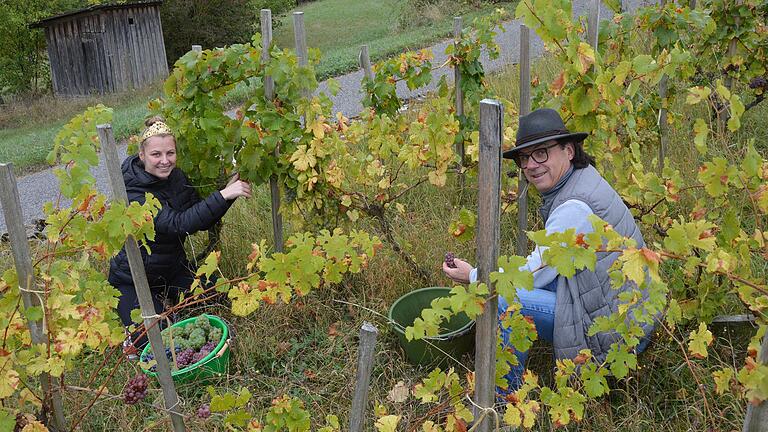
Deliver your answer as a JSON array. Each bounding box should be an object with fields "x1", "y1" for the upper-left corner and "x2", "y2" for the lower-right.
[
  {"x1": 140, "y1": 314, "x2": 230, "y2": 384},
  {"x1": 388, "y1": 287, "x2": 475, "y2": 366}
]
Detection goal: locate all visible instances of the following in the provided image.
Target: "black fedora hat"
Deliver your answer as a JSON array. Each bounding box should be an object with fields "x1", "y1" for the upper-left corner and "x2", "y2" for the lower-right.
[{"x1": 503, "y1": 108, "x2": 588, "y2": 159}]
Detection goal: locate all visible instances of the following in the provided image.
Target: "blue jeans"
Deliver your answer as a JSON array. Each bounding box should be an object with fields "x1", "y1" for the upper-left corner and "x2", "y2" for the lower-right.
[
  {"x1": 498, "y1": 279, "x2": 557, "y2": 392},
  {"x1": 497, "y1": 279, "x2": 654, "y2": 392}
]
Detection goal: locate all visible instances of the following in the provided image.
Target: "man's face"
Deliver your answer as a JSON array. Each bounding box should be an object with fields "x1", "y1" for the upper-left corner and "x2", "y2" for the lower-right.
[{"x1": 517, "y1": 140, "x2": 574, "y2": 192}]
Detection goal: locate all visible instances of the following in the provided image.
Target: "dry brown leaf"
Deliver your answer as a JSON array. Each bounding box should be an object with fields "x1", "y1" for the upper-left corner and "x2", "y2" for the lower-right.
[
  {"x1": 387, "y1": 380, "x2": 410, "y2": 403},
  {"x1": 327, "y1": 322, "x2": 340, "y2": 338}
]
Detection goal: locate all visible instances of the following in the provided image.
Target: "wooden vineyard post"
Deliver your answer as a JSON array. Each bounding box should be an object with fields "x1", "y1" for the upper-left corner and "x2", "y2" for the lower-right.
[
  {"x1": 293, "y1": 11, "x2": 311, "y2": 120},
  {"x1": 658, "y1": 73, "x2": 668, "y2": 174},
  {"x1": 516, "y1": 25, "x2": 531, "y2": 256},
  {"x1": 98, "y1": 124, "x2": 186, "y2": 432},
  {"x1": 743, "y1": 331, "x2": 768, "y2": 431},
  {"x1": 293, "y1": 12, "x2": 309, "y2": 77},
  {"x1": 0, "y1": 164, "x2": 68, "y2": 431},
  {"x1": 454, "y1": 17, "x2": 466, "y2": 172},
  {"x1": 657, "y1": 0, "x2": 668, "y2": 174},
  {"x1": 349, "y1": 322, "x2": 379, "y2": 432},
  {"x1": 261, "y1": 9, "x2": 284, "y2": 253},
  {"x1": 720, "y1": 0, "x2": 741, "y2": 132},
  {"x1": 724, "y1": 0, "x2": 741, "y2": 92},
  {"x1": 473, "y1": 100, "x2": 503, "y2": 432},
  {"x1": 587, "y1": 0, "x2": 600, "y2": 50},
  {"x1": 587, "y1": 0, "x2": 600, "y2": 49},
  {"x1": 359, "y1": 45, "x2": 373, "y2": 81}
]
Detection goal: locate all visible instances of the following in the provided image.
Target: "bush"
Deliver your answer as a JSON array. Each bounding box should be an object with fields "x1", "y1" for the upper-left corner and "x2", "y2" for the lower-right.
[{"x1": 0, "y1": 0, "x2": 86, "y2": 95}]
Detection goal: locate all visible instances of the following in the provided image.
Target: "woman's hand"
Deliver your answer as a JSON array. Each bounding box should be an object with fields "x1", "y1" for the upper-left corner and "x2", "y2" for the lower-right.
[
  {"x1": 442, "y1": 258, "x2": 473, "y2": 284},
  {"x1": 220, "y1": 173, "x2": 252, "y2": 200}
]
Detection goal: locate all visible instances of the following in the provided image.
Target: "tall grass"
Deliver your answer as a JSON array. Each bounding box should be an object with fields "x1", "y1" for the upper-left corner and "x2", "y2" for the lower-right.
[{"x1": 0, "y1": 84, "x2": 159, "y2": 174}]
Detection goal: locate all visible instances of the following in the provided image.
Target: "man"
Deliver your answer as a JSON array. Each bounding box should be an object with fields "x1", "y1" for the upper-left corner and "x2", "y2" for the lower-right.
[{"x1": 443, "y1": 108, "x2": 654, "y2": 390}]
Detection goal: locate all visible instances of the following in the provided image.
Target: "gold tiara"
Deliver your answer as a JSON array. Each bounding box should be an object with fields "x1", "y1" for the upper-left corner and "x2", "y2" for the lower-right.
[{"x1": 140, "y1": 121, "x2": 173, "y2": 142}]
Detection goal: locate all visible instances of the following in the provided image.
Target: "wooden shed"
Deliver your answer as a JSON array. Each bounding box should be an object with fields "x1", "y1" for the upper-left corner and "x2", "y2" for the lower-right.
[{"x1": 32, "y1": 1, "x2": 168, "y2": 97}]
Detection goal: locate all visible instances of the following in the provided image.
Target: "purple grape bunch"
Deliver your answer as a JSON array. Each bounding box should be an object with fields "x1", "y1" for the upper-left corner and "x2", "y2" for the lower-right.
[
  {"x1": 197, "y1": 403, "x2": 211, "y2": 419},
  {"x1": 123, "y1": 374, "x2": 149, "y2": 405},
  {"x1": 176, "y1": 348, "x2": 196, "y2": 369},
  {"x1": 445, "y1": 252, "x2": 457, "y2": 269},
  {"x1": 749, "y1": 76, "x2": 767, "y2": 89},
  {"x1": 192, "y1": 341, "x2": 217, "y2": 363}
]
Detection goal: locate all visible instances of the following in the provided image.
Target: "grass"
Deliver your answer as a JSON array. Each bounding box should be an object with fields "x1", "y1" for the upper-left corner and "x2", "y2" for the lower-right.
[
  {"x1": 0, "y1": 84, "x2": 159, "y2": 175},
  {"x1": 271, "y1": 0, "x2": 516, "y2": 80}
]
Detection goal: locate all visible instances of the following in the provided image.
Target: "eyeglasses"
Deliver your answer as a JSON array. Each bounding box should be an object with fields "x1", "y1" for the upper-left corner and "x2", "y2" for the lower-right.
[{"x1": 514, "y1": 142, "x2": 563, "y2": 168}]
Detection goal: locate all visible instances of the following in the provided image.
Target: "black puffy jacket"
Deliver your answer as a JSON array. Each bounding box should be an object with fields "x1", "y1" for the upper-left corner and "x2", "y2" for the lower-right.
[{"x1": 108, "y1": 155, "x2": 232, "y2": 287}]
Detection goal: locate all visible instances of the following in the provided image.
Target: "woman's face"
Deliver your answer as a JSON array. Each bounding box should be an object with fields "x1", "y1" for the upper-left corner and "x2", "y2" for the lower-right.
[
  {"x1": 139, "y1": 135, "x2": 176, "y2": 179},
  {"x1": 518, "y1": 140, "x2": 574, "y2": 192}
]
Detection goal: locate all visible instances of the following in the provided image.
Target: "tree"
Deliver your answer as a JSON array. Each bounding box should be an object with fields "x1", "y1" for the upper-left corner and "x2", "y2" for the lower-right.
[
  {"x1": 0, "y1": 0, "x2": 87, "y2": 96},
  {"x1": 160, "y1": 0, "x2": 261, "y2": 66}
]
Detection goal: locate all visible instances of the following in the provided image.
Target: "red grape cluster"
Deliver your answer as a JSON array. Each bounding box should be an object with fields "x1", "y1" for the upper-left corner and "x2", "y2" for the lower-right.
[
  {"x1": 445, "y1": 252, "x2": 457, "y2": 269},
  {"x1": 192, "y1": 341, "x2": 218, "y2": 363},
  {"x1": 197, "y1": 404, "x2": 211, "y2": 419},
  {"x1": 176, "y1": 348, "x2": 196, "y2": 369},
  {"x1": 123, "y1": 374, "x2": 149, "y2": 405}
]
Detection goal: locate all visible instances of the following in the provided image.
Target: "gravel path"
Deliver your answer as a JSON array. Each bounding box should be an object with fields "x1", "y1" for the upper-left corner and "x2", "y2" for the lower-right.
[{"x1": 3, "y1": 0, "x2": 652, "y2": 233}]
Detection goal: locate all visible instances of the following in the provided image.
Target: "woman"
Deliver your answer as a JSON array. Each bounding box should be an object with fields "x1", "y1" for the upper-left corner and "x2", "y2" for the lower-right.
[
  {"x1": 443, "y1": 108, "x2": 655, "y2": 390},
  {"x1": 109, "y1": 117, "x2": 251, "y2": 344}
]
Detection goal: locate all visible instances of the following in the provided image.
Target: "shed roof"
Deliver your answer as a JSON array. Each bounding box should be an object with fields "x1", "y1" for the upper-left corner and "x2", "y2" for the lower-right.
[{"x1": 31, "y1": 0, "x2": 162, "y2": 28}]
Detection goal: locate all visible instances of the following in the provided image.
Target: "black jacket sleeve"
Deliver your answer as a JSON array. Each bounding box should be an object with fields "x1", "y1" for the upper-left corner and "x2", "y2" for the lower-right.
[{"x1": 153, "y1": 191, "x2": 233, "y2": 235}]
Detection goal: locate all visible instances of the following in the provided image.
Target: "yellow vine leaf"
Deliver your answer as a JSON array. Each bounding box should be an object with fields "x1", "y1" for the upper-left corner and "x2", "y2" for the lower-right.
[
  {"x1": 375, "y1": 415, "x2": 401, "y2": 432},
  {"x1": 687, "y1": 322, "x2": 713, "y2": 359}
]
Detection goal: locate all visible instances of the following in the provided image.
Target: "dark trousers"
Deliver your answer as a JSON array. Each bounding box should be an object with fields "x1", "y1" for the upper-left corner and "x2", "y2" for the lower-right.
[{"x1": 116, "y1": 271, "x2": 194, "y2": 348}]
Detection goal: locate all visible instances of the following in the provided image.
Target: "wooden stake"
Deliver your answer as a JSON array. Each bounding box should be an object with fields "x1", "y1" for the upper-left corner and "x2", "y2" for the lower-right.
[
  {"x1": 349, "y1": 322, "x2": 379, "y2": 432},
  {"x1": 658, "y1": 74, "x2": 668, "y2": 174},
  {"x1": 517, "y1": 24, "x2": 531, "y2": 256},
  {"x1": 359, "y1": 45, "x2": 373, "y2": 81},
  {"x1": 453, "y1": 17, "x2": 464, "y2": 118},
  {"x1": 744, "y1": 331, "x2": 768, "y2": 431},
  {"x1": 720, "y1": 0, "x2": 741, "y2": 132},
  {"x1": 293, "y1": 12, "x2": 308, "y2": 68},
  {"x1": 0, "y1": 164, "x2": 67, "y2": 431},
  {"x1": 587, "y1": 0, "x2": 600, "y2": 50},
  {"x1": 261, "y1": 9, "x2": 284, "y2": 253},
  {"x1": 98, "y1": 124, "x2": 186, "y2": 432},
  {"x1": 293, "y1": 11, "x2": 311, "y2": 115},
  {"x1": 454, "y1": 17, "x2": 466, "y2": 169},
  {"x1": 725, "y1": 0, "x2": 740, "y2": 92},
  {"x1": 473, "y1": 99, "x2": 503, "y2": 432}
]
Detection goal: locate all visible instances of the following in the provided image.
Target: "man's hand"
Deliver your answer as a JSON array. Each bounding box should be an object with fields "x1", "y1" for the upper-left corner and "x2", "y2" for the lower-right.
[{"x1": 442, "y1": 257, "x2": 473, "y2": 284}]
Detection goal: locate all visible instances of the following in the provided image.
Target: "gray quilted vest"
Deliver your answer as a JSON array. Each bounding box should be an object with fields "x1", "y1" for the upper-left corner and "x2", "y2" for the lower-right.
[{"x1": 541, "y1": 165, "x2": 654, "y2": 362}]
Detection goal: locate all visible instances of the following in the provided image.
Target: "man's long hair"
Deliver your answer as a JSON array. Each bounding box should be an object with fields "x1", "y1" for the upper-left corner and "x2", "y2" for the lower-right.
[{"x1": 565, "y1": 140, "x2": 596, "y2": 168}]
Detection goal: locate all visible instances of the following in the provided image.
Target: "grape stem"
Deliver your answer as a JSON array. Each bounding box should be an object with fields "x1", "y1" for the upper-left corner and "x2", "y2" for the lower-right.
[{"x1": 63, "y1": 385, "x2": 121, "y2": 400}]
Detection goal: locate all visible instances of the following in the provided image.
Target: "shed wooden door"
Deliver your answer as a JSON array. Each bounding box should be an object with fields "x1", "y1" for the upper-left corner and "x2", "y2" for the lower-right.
[
  {"x1": 81, "y1": 31, "x2": 105, "y2": 94},
  {"x1": 79, "y1": 13, "x2": 110, "y2": 95}
]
